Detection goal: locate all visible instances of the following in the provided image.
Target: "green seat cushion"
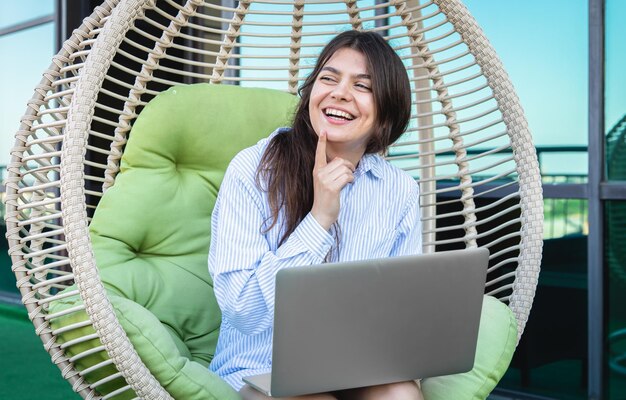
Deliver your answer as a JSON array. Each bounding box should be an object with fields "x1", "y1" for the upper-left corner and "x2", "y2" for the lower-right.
[
  {"x1": 90, "y1": 83, "x2": 298, "y2": 366},
  {"x1": 422, "y1": 295, "x2": 518, "y2": 400}
]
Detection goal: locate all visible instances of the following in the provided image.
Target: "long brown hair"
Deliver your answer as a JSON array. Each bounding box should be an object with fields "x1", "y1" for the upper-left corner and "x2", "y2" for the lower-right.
[{"x1": 256, "y1": 30, "x2": 411, "y2": 246}]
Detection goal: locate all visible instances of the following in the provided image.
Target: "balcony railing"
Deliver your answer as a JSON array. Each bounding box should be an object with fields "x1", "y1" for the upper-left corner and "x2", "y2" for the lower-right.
[{"x1": 0, "y1": 146, "x2": 590, "y2": 237}]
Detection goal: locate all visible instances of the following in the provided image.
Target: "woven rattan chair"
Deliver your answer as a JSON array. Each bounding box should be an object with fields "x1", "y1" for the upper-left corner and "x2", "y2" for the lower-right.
[{"x1": 4, "y1": 0, "x2": 543, "y2": 398}]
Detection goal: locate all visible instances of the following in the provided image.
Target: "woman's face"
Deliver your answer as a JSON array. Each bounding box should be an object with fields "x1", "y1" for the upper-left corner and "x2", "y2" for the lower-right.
[{"x1": 308, "y1": 48, "x2": 377, "y2": 155}]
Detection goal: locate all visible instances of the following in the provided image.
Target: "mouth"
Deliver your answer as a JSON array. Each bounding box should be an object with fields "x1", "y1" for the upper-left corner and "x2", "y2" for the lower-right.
[{"x1": 323, "y1": 107, "x2": 355, "y2": 122}]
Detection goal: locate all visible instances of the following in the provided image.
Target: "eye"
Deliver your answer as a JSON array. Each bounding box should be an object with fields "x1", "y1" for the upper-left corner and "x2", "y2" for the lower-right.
[
  {"x1": 319, "y1": 75, "x2": 336, "y2": 83},
  {"x1": 355, "y1": 82, "x2": 372, "y2": 91}
]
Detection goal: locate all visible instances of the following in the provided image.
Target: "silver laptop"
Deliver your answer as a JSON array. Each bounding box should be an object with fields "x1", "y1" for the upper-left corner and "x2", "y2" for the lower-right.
[{"x1": 243, "y1": 248, "x2": 489, "y2": 397}]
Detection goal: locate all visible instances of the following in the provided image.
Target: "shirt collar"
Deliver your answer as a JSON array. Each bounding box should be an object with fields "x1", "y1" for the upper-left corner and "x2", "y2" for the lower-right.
[{"x1": 355, "y1": 152, "x2": 384, "y2": 180}]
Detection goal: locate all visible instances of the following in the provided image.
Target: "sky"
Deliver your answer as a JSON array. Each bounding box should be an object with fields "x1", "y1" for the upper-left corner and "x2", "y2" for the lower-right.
[
  {"x1": 0, "y1": 0, "x2": 624, "y2": 177},
  {"x1": 0, "y1": 1, "x2": 56, "y2": 175},
  {"x1": 464, "y1": 0, "x2": 589, "y2": 175},
  {"x1": 467, "y1": 0, "x2": 589, "y2": 144}
]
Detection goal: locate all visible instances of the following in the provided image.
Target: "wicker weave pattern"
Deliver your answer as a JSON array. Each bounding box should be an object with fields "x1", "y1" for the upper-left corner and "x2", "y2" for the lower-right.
[
  {"x1": 399, "y1": 1, "x2": 477, "y2": 253},
  {"x1": 434, "y1": 0, "x2": 542, "y2": 339},
  {"x1": 4, "y1": 0, "x2": 543, "y2": 398},
  {"x1": 104, "y1": 0, "x2": 204, "y2": 191},
  {"x1": 61, "y1": 1, "x2": 173, "y2": 398}
]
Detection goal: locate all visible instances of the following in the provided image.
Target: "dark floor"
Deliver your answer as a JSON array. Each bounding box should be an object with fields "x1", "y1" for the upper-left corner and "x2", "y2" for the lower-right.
[{"x1": 0, "y1": 302, "x2": 79, "y2": 400}]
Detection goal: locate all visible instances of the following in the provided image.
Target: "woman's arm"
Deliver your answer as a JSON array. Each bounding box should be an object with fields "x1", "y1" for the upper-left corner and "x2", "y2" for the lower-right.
[
  {"x1": 389, "y1": 181, "x2": 422, "y2": 257},
  {"x1": 209, "y1": 163, "x2": 334, "y2": 336}
]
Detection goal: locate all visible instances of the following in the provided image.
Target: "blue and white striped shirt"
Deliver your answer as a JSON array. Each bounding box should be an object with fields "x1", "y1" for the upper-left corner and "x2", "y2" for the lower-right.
[{"x1": 208, "y1": 128, "x2": 422, "y2": 390}]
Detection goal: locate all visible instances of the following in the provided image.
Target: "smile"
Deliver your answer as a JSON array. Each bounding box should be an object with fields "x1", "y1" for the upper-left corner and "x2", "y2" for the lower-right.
[{"x1": 323, "y1": 108, "x2": 355, "y2": 121}]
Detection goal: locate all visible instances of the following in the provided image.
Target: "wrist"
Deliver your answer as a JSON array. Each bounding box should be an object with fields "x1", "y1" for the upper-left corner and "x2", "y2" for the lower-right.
[{"x1": 310, "y1": 210, "x2": 334, "y2": 231}]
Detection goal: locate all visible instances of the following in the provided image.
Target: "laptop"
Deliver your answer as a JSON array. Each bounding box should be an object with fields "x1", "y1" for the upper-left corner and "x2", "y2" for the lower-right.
[{"x1": 243, "y1": 247, "x2": 489, "y2": 397}]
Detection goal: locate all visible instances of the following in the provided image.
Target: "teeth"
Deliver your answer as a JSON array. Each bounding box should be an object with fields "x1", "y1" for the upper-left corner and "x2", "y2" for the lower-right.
[{"x1": 325, "y1": 108, "x2": 354, "y2": 120}]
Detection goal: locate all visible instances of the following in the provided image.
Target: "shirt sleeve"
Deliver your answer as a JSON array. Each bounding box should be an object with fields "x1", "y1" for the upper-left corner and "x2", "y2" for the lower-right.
[
  {"x1": 389, "y1": 180, "x2": 422, "y2": 257},
  {"x1": 208, "y1": 162, "x2": 334, "y2": 336}
]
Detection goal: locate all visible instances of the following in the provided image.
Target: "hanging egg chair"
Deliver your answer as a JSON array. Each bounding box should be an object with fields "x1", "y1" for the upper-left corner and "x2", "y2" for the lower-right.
[{"x1": 4, "y1": 0, "x2": 543, "y2": 398}]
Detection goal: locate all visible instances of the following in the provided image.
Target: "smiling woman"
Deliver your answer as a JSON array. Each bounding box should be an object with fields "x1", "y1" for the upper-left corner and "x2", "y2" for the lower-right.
[
  {"x1": 208, "y1": 31, "x2": 423, "y2": 399},
  {"x1": 257, "y1": 31, "x2": 412, "y2": 244}
]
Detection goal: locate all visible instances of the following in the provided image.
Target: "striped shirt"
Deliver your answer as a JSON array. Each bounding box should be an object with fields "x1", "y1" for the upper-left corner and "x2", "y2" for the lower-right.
[{"x1": 208, "y1": 128, "x2": 422, "y2": 390}]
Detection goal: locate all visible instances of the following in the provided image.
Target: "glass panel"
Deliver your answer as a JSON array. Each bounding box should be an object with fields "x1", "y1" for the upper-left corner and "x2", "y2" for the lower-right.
[
  {"x1": 462, "y1": 1, "x2": 589, "y2": 397},
  {"x1": 0, "y1": 1, "x2": 54, "y2": 30},
  {"x1": 605, "y1": 3, "x2": 626, "y2": 395},
  {"x1": 606, "y1": 201, "x2": 626, "y2": 399},
  {"x1": 0, "y1": 23, "x2": 54, "y2": 297},
  {"x1": 605, "y1": 1, "x2": 626, "y2": 182},
  {"x1": 495, "y1": 199, "x2": 589, "y2": 399},
  {"x1": 464, "y1": 0, "x2": 589, "y2": 181},
  {"x1": 0, "y1": 24, "x2": 55, "y2": 170}
]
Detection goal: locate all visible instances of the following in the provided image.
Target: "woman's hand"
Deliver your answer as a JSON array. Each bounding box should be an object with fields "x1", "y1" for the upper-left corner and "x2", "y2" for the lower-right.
[{"x1": 311, "y1": 131, "x2": 355, "y2": 231}]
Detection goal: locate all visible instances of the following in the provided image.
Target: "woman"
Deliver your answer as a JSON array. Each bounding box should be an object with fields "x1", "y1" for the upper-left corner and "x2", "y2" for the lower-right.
[{"x1": 209, "y1": 30, "x2": 424, "y2": 400}]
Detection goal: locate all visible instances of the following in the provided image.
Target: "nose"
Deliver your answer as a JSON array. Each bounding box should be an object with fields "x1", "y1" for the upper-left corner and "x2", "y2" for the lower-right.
[{"x1": 330, "y1": 80, "x2": 352, "y2": 101}]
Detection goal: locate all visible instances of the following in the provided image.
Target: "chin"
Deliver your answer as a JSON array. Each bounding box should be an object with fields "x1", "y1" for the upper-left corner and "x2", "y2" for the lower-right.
[{"x1": 324, "y1": 131, "x2": 350, "y2": 144}]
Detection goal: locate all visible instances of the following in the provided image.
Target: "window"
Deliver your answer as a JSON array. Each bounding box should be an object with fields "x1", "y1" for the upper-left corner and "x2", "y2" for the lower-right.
[
  {"x1": 605, "y1": 2, "x2": 626, "y2": 398},
  {"x1": 464, "y1": 1, "x2": 589, "y2": 398},
  {"x1": 0, "y1": 3, "x2": 55, "y2": 298}
]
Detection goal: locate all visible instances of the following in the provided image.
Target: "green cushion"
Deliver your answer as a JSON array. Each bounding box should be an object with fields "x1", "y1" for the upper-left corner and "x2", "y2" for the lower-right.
[
  {"x1": 90, "y1": 83, "x2": 298, "y2": 367},
  {"x1": 49, "y1": 291, "x2": 239, "y2": 400},
  {"x1": 422, "y1": 295, "x2": 518, "y2": 400}
]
